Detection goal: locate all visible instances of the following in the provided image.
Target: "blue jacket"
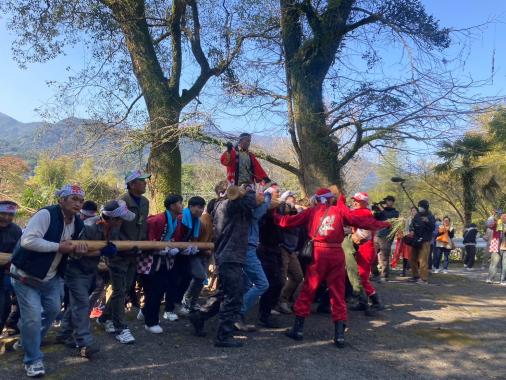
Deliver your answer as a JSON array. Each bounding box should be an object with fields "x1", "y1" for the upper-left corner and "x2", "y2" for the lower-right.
[{"x1": 11, "y1": 205, "x2": 84, "y2": 280}]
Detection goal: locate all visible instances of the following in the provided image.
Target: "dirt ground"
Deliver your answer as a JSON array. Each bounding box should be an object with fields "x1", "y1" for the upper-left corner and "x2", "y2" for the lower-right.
[{"x1": 1, "y1": 264, "x2": 505, "y2": 380}]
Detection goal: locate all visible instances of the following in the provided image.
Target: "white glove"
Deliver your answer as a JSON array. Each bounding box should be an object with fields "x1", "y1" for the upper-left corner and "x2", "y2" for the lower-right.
[
  {"x1": 168, "y1": 248, "x2": 179, "y2": 256},
  {"x1": 182, "y1": 246, "x2": 199, "y2": 256},
  {"x1": 190, "y1": 246, "x2": 199, "y2": 255},
  {"x1": 264, "y1": 185, "x2": 278, "y2": 195}
]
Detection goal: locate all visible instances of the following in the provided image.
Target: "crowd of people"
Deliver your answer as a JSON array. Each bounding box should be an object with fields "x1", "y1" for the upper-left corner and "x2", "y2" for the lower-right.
[{"x1": 0, "y1": 132, "x2": 498, "y2": 378}]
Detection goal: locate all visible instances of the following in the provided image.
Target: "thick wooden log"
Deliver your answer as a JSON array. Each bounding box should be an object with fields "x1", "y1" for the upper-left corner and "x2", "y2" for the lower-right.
[{"x1": 0, "y1": 241, "x2": 214, "y2": 264}]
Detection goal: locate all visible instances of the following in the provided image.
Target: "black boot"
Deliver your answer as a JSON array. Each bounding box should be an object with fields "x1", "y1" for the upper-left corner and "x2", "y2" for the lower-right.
[
  {"x1": 285, "y1": 316, "x2": 304, "y2": 341},
  {"x1": 349, "y1": 291, "x2": 368, "y2": 312},
  {"x1": 214, "y1": 323, "x2": 244, "y2": 348},
  {"x1": 188, "y1": 311, "x2": 206, "y2": 337},
  {"x1": 369, "y1": 293, "x2": 384, "y2": 311},
  {"x1": 334, "y1": 321, "x2": 346, "y2": 348}
]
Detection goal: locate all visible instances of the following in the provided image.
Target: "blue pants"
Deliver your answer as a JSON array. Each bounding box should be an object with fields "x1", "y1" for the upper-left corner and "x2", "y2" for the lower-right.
[
  {"x1": 11, "y1": 275, "x2": 62, "y2": 365},
  {"x1": 240, "y1": 246, "x2": 269, "y2": 316},
  {"x1": 434, "y1": 247, "x2": 451, "y2": 270}
]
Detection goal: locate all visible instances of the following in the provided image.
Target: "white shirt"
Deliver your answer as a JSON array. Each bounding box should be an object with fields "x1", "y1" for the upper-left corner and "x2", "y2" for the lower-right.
[{"x1": 12, "y1": 208, "x2": 75, "y2": 281}]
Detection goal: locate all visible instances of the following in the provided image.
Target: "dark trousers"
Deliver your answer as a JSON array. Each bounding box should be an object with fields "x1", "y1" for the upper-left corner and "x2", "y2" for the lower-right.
[
  {"x1": 164, "y1": 257, "x2": 190, "y2": 312},
  {"x1": 0, "y1": 273, "x2": 10, "y2": 332},
  {"x1": 464, "y1": 245, "x2": 476, "y2": 268},
  {"x1": 257, "y1": 247, "x2": 284, "y2": 320},
  {"x1": 142, "y1": 263, "x2": 178, "y2": 327},
  {"x1": 199, "y1": 262, "x2": 244, "y2": 341}
]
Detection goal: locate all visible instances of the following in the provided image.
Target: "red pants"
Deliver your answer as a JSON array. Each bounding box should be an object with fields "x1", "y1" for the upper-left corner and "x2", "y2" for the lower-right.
[
  {"x1": 294, "y1": 245, "x2": 346, "y2": 322},
  {"x1": 355, "y1": 243, "x2": 376, "y2": 297}
]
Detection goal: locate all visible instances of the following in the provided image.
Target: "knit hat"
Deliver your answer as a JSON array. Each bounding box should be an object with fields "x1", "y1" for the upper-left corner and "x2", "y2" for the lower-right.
[
  {"x1": 55, "y1": 184, "x2": 85, "y2": 199},
  {"x1": 0, "y1": 200, "x2": 18, "y2": 214},
  {"x1": 315, "y1": 188, "x2": 335, "y2": 204},
  {"x1": 351, "y1": 192, "x2": 369, "y2": 203}
]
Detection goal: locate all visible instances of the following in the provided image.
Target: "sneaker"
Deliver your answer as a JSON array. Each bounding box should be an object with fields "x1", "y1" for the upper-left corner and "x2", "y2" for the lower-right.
[
  {"x1": 145, "y1": 324, "x2": 163, "y2": 334},
  {"x1": 25, "y1": 360, "x2": 45, "y2": 377},
  {"x1": 177, "y1": 304, "x2": 190, "y2": 317},
  {"x1": 407, "y1": 277, "x2": 419, "y2": 283},
  {"x1": 136, "y1": 310, "x2": 144, "y2": 320},
  {"x1": 416, "y1": 279, "x2": 428, "y2": 285},
  {"x1": 500, "y1": 282, "x2": 506, "y2": 286},
  {"x1": 486, "y1": 279, "x2": 493, "y2": 284},
  {"x1": 463, "y1": 264, "x2": 467, "y2": 268},
  {"x1": 163, "y1": 311, "x2": 179, "y2": 321},
  {"x1": 97, "y1": 319, "x2": 116, "y2": 334},
  {"x1": 433, "y1": 268, "x2": 440, "y2": 274},
  {"x1": 465, "y1": 267, "x2": 474, "y2": 271},
  {"x1": 270, "y1": 309, "x2": 281, "y2": 316},
  {"x1": 90, "y1": 307, "x2": 103, "y2": 319},
  {"x1": 442, "y1": 269, "x2": 448, "y2": 274},
  {"x1": 234, "y1": 317, "x2": 257, "y2": 332},
  {"x1": 79, "y1": 343, "x2": 100, "y2": 359},
  {"x1": 379, "y1": 277, "x2": 387, "y2": 283},
  {"x1": 115, "y1": 329, "x2": 135, "y2": 344}
]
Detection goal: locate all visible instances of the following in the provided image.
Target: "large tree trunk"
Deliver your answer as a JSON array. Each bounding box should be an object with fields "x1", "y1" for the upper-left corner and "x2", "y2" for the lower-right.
[
  {"x1": 462, "y1": 166, "x2": 475, "y2": 226},
  {"x1": 111, "y1": 1, "x2": 183, "y2": 211},
  {"x1": 290, "y1": 72, "x2": 342, "y2": 194}
]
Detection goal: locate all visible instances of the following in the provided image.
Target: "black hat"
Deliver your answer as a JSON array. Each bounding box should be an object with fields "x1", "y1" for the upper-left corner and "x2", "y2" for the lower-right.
[
  {"x1": 384, "y1": 195, "x2": 395, "y2": 202},
  {"x1": 418, "y1": 199, "x2": 429, "y2": 210}
]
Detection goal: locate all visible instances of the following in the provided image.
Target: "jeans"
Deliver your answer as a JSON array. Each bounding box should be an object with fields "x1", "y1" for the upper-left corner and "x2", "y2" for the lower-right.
[
  {"x1": 100, "y1": 256, "x2": 136, "y2": 330},
  {"x1": 183, "y1": 255, "x2": 208, "y2": 310},
  {"x1": 11, "y1": 275, "x2": 62, "y2": 365},
  {"x1": 280, "y1": 247, "x2": 303, "y2": 303},
  {"x1": 241, "y1": 246, "x2": 269, "y2": 316},
  {"x1": 64, "y1": 264, "x2": 96, "y2": 347},
  {"x1": 488, "y1": 251, "x2": 506, "y2": 282},
  {"x1": 434, "y1": 247, "x2": 451, "y2": 270},
  {"x1": 464, "y1": 245, "x2": 476, "y2": 268}
]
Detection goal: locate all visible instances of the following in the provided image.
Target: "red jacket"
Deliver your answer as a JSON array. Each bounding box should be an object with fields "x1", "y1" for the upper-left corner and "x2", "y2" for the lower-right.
[
  {"x1": 275, "y1": 203, "x2": 389, "y2": 246},
  {"x1": 220, "y1": 148, "x2": 269, "y2": 184}
]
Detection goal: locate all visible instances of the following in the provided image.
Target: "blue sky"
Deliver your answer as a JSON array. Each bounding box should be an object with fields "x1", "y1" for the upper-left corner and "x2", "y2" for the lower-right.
[{"x1": 0, "y1": 0, "x2": 505, "y2": 124}]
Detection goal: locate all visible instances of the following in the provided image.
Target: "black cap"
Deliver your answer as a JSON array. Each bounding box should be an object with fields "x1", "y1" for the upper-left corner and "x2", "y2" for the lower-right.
[
  {"x1": 384, "y1": 195, "x2": 395, "y2": 202},
  {"x1": 418, "y1": 200, "x2": 429, "y2": 210}
]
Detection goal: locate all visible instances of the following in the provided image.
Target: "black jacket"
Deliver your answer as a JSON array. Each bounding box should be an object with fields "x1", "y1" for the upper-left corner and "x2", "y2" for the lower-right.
[
  {"x1": 463, "y1": 226, "x2": 478, "y2": 245},
  {"x1": 213, "y1": 191, "x2": 257, "y2": 265},
  {"x1": 375, "y1": 207, "x2": 400, "y2": 238},
  {"x1": 410, "y1": 211, "x2": 436, "y2": 242}
]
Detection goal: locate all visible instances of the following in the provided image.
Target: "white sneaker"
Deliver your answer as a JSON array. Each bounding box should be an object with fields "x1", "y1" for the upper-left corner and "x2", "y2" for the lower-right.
[
  {"x1": 500, "y1": 282, "x2": 506, "y2": 286},
  {"x1": 116, "y1": 329, "x2": 135, "y2": 344},
  {"x1": 442, "y1": 269, "x2": 448, "y2": 274},
  {"x1": 145, "y1": 324, "x2": 163, "y2": 334},
  {"x1": 465, "y1": 267, "x2": 474, "y2": 271},
  {"x1": 163, "y1": 311, "x2": 178, "y2": 321},
  {"x1": 270, "y1": 309, "x2": 281, "y2": 316},
  {"x1": 137, "y1": 310, "x2": 144, "y2": 320},
  {"x1": 97, "y1": 319, "x2": 116, "y2": 334},
  {"x1": 433, "y1": 268, "x2": 440, "y2": 274},
  {"x1": 486, "y1": 279, "x2": 493, "y2": 284},
  {"x1": 25, "y1": 360, "x2": 45, "y2": 377}
]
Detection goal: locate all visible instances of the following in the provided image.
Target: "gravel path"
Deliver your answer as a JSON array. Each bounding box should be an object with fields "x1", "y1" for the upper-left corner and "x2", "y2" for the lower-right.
[{"x1": 1, "y1": 264, "x2": 505, "y2": 380}]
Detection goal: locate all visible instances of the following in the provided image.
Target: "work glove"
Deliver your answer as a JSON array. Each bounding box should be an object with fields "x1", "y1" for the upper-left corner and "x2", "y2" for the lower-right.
[
  {"x1": 159, "y1": 247, "x2": 179, "y2": 256},
  {"x1": 226, "y1": 142, "x2": 233, "y2": 152},
  {"x1": 182, "y1": 246, "x2": 199, "y2": 256},
  {"x1": 100, "y1": 242, "x2": 118, "y2": 258},
  {"x1": 264, "y1": 184, "x2": 279, "y2": 196}
]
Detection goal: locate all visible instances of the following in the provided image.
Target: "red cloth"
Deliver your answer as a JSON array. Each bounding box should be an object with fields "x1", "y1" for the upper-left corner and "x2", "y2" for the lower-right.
[
  {"x1": 275, "y1": 202, "x2": 389, "y2": 321},
  {"x1": 220, "y1": 149, "x2": 268, "y2": 184},
  {"x1": 392, "y1": 238, "x2": 411, "y2": 268}
]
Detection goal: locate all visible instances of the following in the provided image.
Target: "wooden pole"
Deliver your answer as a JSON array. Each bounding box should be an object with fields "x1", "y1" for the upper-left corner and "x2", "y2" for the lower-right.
[{"x1": 0, "y1": 241, "x2": 214, "y2": 264}]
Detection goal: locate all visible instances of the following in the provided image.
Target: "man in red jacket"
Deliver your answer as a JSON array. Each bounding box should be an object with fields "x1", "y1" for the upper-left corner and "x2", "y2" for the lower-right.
[
  {"x1": 220, "y1": 133, "x2": 271, "y2": 186},
  {"x1": 274, "y1": 188, "x2": 389, "y2": 348}
]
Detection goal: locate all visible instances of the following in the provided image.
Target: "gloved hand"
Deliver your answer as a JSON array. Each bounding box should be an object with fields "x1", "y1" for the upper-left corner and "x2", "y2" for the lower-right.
[
  {"x1": 100, "y1": 242, "x2": 118, "y2": 258},
  {"x1": 226, "y1": 142, "x2": 233, "y2": 152},
  {"x1": 182, "y1": 246, "x2": 199, "y2": 256},
  {"x1": 264, "y1": 185, "x2": 279, "y2": 195},
  {"x1": 159, "y1": 247, "x2": 179, "y2": 256}
]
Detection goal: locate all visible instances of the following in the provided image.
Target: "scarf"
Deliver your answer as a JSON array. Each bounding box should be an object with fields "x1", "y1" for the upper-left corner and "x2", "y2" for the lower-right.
[
  {"x1": 164, "y1": 211, "x2": 178, "y2": 241},
  {"x1": 182, "y1": 208, "x2": 200, "y2": 239}
]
